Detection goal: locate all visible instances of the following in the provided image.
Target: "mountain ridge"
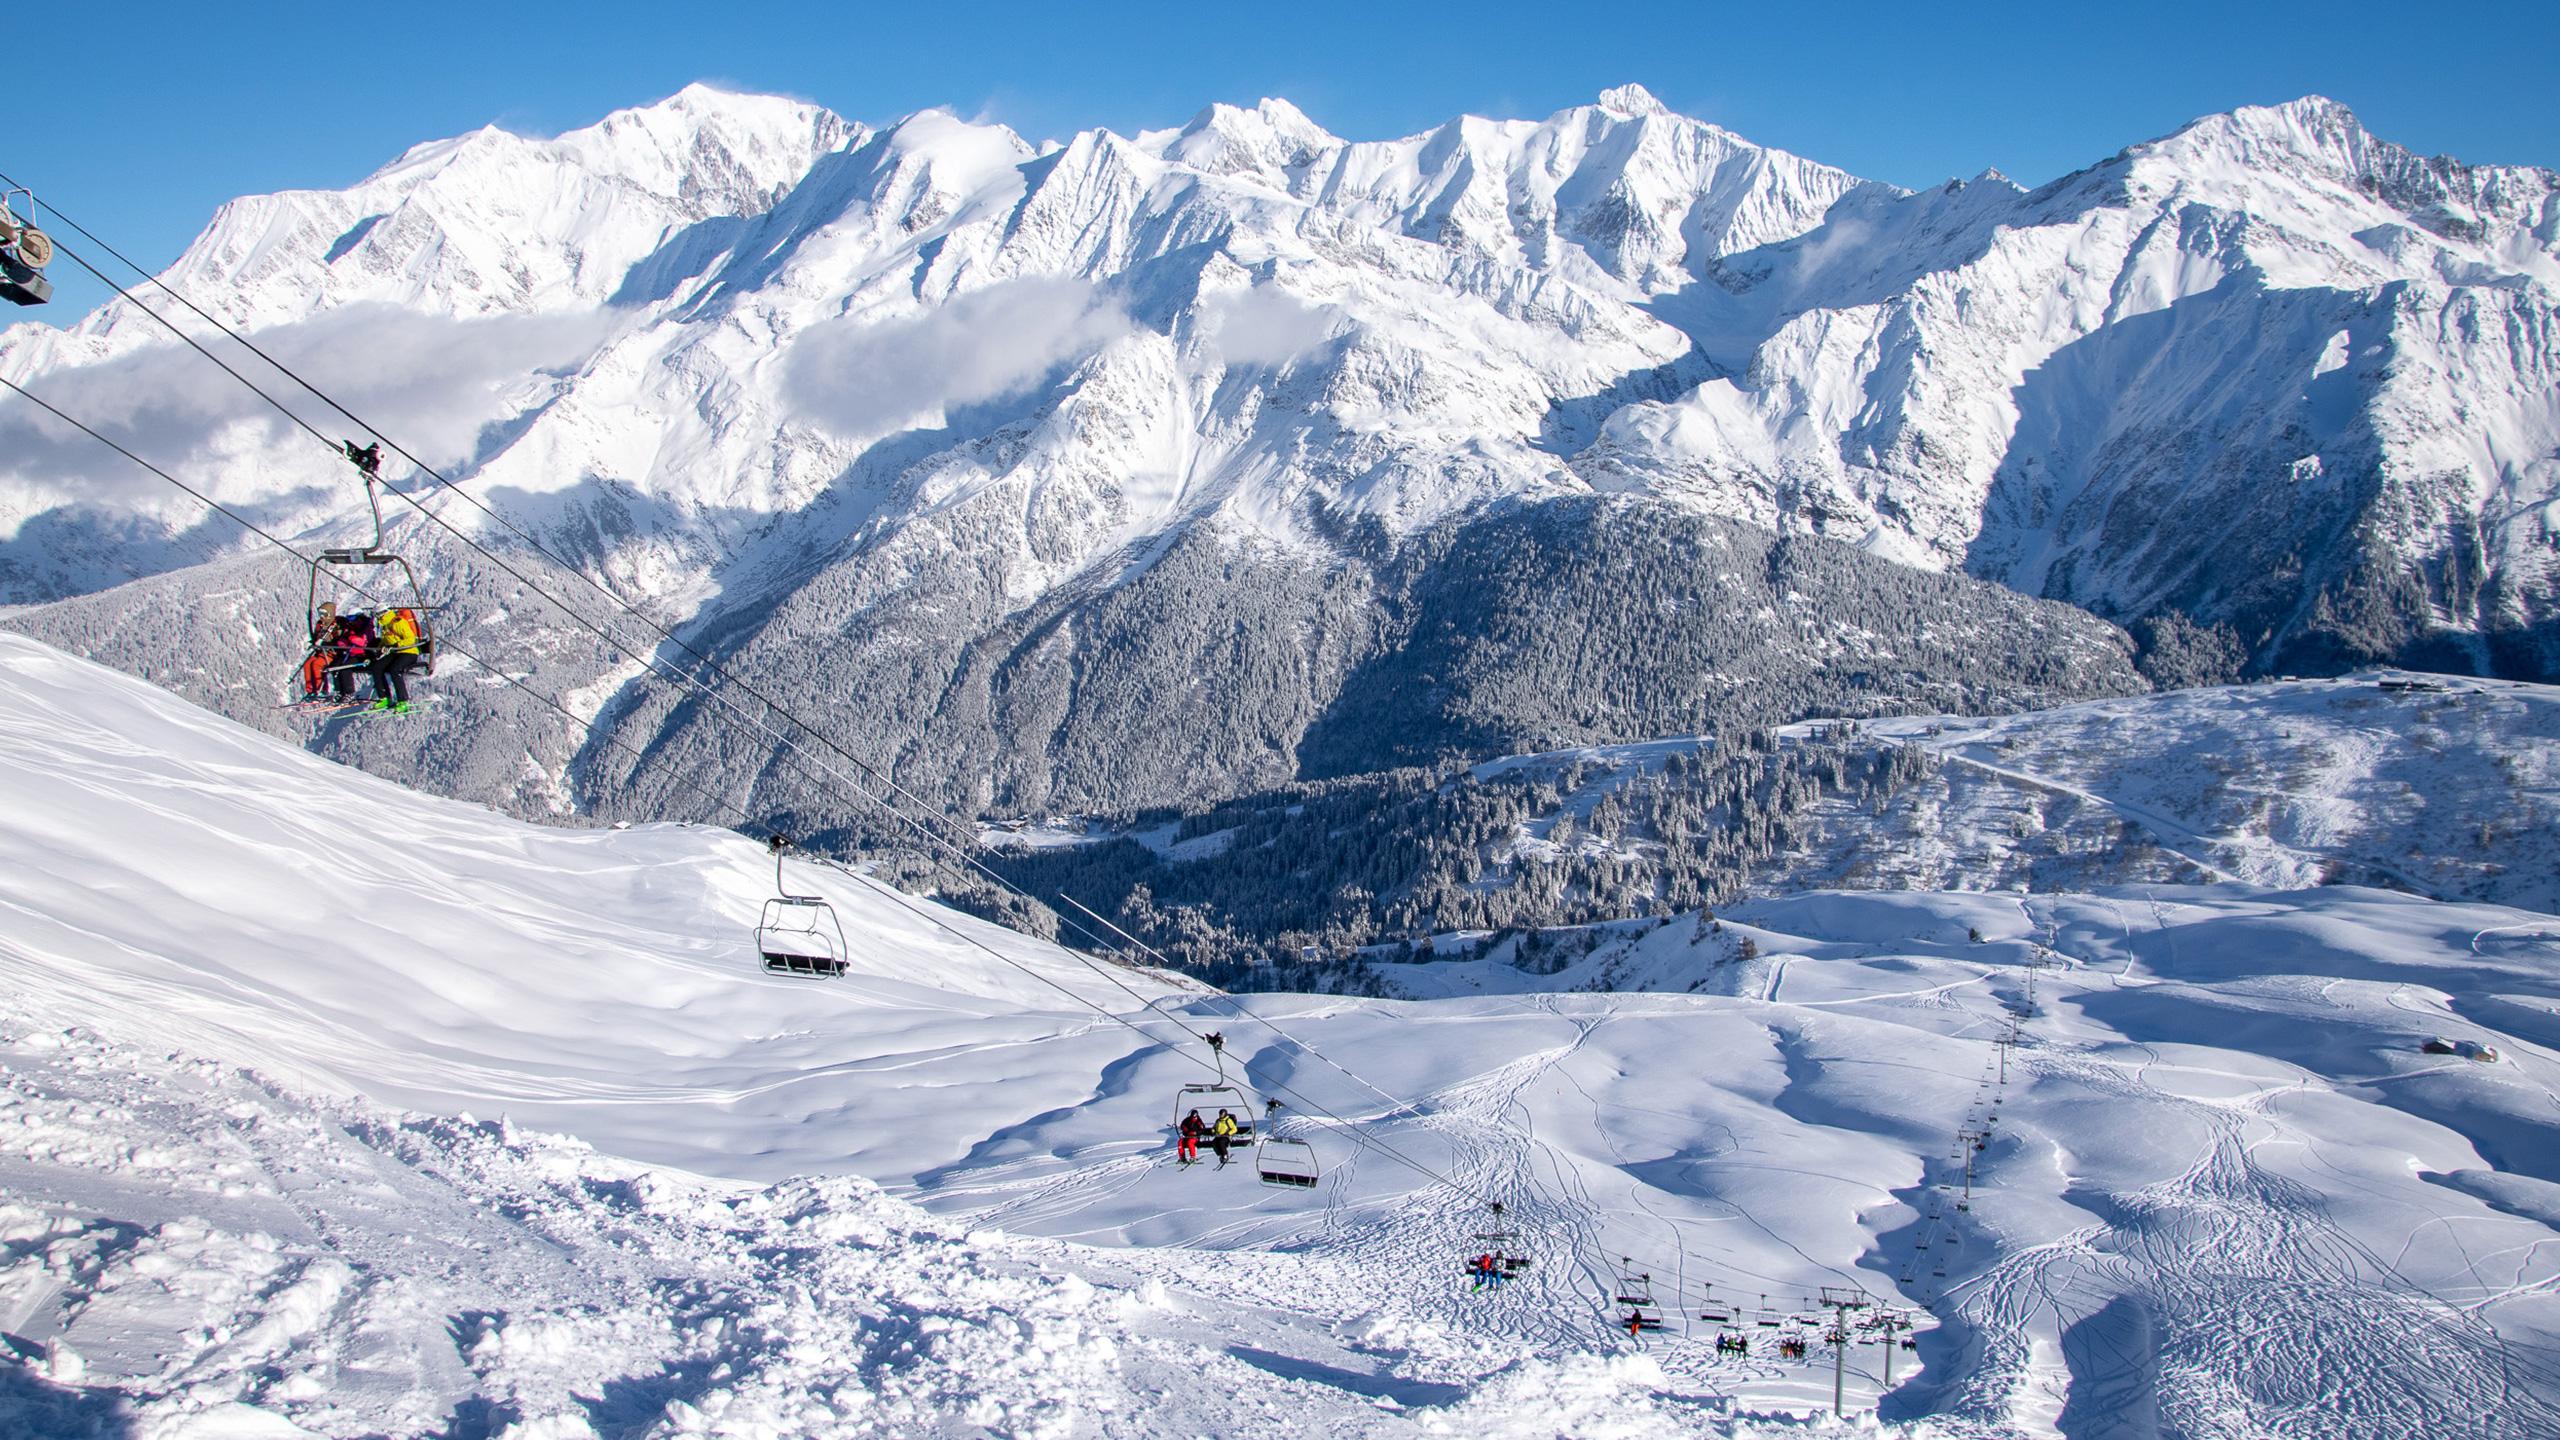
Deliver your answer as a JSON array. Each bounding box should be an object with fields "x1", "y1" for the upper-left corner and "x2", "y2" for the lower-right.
[{"x1": 2, "y1": 83, "x2": 2554, "y2": 835}]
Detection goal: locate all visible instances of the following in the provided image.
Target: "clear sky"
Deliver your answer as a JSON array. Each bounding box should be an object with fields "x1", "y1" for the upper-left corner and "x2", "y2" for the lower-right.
[{"x1": 13, "y1": 0, "x2": 2556, "y2": 322}]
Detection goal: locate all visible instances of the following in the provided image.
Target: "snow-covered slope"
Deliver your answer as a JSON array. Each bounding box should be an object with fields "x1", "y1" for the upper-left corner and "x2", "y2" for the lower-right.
[
  {"x1": 1419, "y1": 669, "x2": 2560, "y2": 915},
  {"x1": 6, "y1": 640, "x2": 2560, "y2": 1435},
  {"x1": 1857, "y1": 671, "x2": 2560, "y2": 907}
]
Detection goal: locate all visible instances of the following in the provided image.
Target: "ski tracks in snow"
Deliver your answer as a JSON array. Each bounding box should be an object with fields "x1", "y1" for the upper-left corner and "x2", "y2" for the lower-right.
[{"x1": 1937, "y1": 1047, "x2": 2560, "y2": 1438}]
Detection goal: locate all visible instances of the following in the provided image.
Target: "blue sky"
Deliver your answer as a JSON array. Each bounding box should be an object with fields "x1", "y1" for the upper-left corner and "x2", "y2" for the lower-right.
[{"x1": 13, "y1": 1, "x2": 2555, "y2": 321}]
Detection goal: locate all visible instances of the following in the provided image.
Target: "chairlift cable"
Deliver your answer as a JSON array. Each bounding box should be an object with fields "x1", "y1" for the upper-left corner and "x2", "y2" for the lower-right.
[
  {"x1": 20, "y1": 205, "x2": 1456, "y2": 1126},
  {"x1": 17, "y1": 339, "x2": 1830, "y2": 1327},
  {"x1": 0, "y1": 367, "x2": 1255, "y2": 1086},
  {"x1": 14, "y1": 188, "x2": 1259, "y2": 1019},
  {"x1": 3, "y1": 355, "x2": 1447, "y2": 1222},
  {"x1": 19, "y1": 205, "x2": 1876, "y2": 1333}
]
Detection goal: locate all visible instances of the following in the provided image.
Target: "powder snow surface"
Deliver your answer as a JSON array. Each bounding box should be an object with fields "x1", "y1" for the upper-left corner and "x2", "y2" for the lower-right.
[{"x1": 4, "y1": 632, "x2": 2559, "y2": 1437}]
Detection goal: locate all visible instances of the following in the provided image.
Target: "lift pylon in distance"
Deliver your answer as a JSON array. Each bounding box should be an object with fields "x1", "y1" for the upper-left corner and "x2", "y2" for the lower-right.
[{"x1": 755, "y1": 837, "x2": 851, "y2": 978}]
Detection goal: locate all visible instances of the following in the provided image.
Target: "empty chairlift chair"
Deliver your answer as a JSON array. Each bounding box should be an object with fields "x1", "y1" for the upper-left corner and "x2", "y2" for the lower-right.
[
  {"x1": 1612, "y1": 1261, "x2": 1656, "y2": 1309},
  {"x1": 1256, "y1": 1137, "x2": 1319, "y2": 1189},
  {"x1": 756, "y1": 837, "x2": 850, "y2": 977}
]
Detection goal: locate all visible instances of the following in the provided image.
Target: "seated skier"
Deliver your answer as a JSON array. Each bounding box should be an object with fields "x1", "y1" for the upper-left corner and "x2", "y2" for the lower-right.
[{"x1": 368, "y1": 607, "x2": 423, "y2": 713}]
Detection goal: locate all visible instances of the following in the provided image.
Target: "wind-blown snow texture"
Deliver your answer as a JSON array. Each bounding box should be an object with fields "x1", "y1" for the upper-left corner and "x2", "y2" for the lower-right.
[
  {"x1": 6, "y1": 84, "x2": 2557, "y2": 823},
  {"x1": 5, "y1": 636, "x2": 2560, "y2": 1437}
]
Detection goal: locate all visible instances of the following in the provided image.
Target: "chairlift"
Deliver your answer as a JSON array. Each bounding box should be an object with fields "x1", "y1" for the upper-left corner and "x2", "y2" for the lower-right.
[
  {"x1": 1257, "y1": 1137, "x2": 1319, "y2": 1189},
  {"x1": 1469, "y1": 1202, "x2": 1532, "y2": 1274},
  {"x1": 1622, "y1": 1308, "x2": 1668, "y2": 1334},
  {"x1": 288, "y1": 442, "x2": 440, "y2": 707},
  {"x1": 1173, "y1": 1086, "x2": 1256, "y2": 1142},
  {"x1": 1172, "y1": 1031, "x2": 1258, "y2": 1143},
  {"x1": 1611, "y1": 1260, "x2": 1655, "y2": 1308},
  {"x1": 755, "y1": 837, "x2": 850, "y2": 977},
  {"x1": 1, "y1": 188, "x2": 51, "y2": 306}
]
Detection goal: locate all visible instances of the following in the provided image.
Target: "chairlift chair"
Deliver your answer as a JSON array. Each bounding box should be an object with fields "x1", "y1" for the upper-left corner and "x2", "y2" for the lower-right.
[
  {"x1": 1256, "y1": 1137, "x2": 1319, "y2": 1189},
  {"x1": 1174, "y1": 1084, "x2": 1257, "y2": 1143},
  {"x1": 1, "y1": 188, "x2": 51, "y2": 306},
  {"x1": 289, "y1": 447, "x2": 440, "y2": 704},
  {"x1": 1611, "y1": 1261, "x2": 1655, "y2": 1309},
  {"x1": 755, "y1": 837, "x2": 850, "y2": 977},
  {"x1": 1467, "y1": 1236, "x2": 1529, "y2": 1276},
  {"x1": 1468, "y1": 1202, "x2": 1531, "y2": 1273}
]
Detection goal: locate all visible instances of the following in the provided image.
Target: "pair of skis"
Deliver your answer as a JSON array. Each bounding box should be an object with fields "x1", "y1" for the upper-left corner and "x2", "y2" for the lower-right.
[{"x1": 279, "y1": 695, "x2": 429, "y2": 715}]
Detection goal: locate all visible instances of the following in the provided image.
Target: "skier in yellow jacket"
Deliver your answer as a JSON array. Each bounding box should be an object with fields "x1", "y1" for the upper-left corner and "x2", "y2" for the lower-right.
[{"x1": 369, "y1": 607, "x2": 424, "y2": 713}]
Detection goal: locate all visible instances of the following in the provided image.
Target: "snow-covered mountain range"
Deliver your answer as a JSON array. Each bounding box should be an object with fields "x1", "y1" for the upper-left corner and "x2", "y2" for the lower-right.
[{"x1": 2, "y1": 84, "x2": 2556, "y2": 822}]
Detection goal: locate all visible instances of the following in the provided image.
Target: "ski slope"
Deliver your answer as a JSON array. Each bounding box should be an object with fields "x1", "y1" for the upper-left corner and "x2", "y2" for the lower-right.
[{"x1": 4, "y1": 632, "x2": 2560, "y2": 1437}]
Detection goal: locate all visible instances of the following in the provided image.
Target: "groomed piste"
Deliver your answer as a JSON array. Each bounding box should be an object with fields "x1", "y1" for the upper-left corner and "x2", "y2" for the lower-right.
[{"x1": 4, "y1": 631, "x2": 2560, "y2": 1437}]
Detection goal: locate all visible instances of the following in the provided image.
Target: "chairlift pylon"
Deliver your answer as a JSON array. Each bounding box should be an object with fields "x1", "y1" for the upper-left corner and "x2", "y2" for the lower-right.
[{"x1": 755, "y1": 836, "x2": 851, "y2": 977}]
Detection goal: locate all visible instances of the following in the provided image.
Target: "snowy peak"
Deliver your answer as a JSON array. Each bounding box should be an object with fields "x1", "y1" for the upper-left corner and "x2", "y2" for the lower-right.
[
  {"x1": 1596, "y1": 82, "x2": 1671, "y2": 120},
  {"x1": 2157, "y1": 94, "x2": 2377, "y2": 174},
  {"x1": 1154, "y1": 98, "x2": 1341, "y2": 180},
  {"x1": 1302, "y1": 90, "x2": 1884, "y2": 289},
  {"x1": 84, "y1": 86, "x2": 857, "y2": 336},
  {"x1": 2124, "y1": 95, "x2": 2560, "y2": 256}
]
